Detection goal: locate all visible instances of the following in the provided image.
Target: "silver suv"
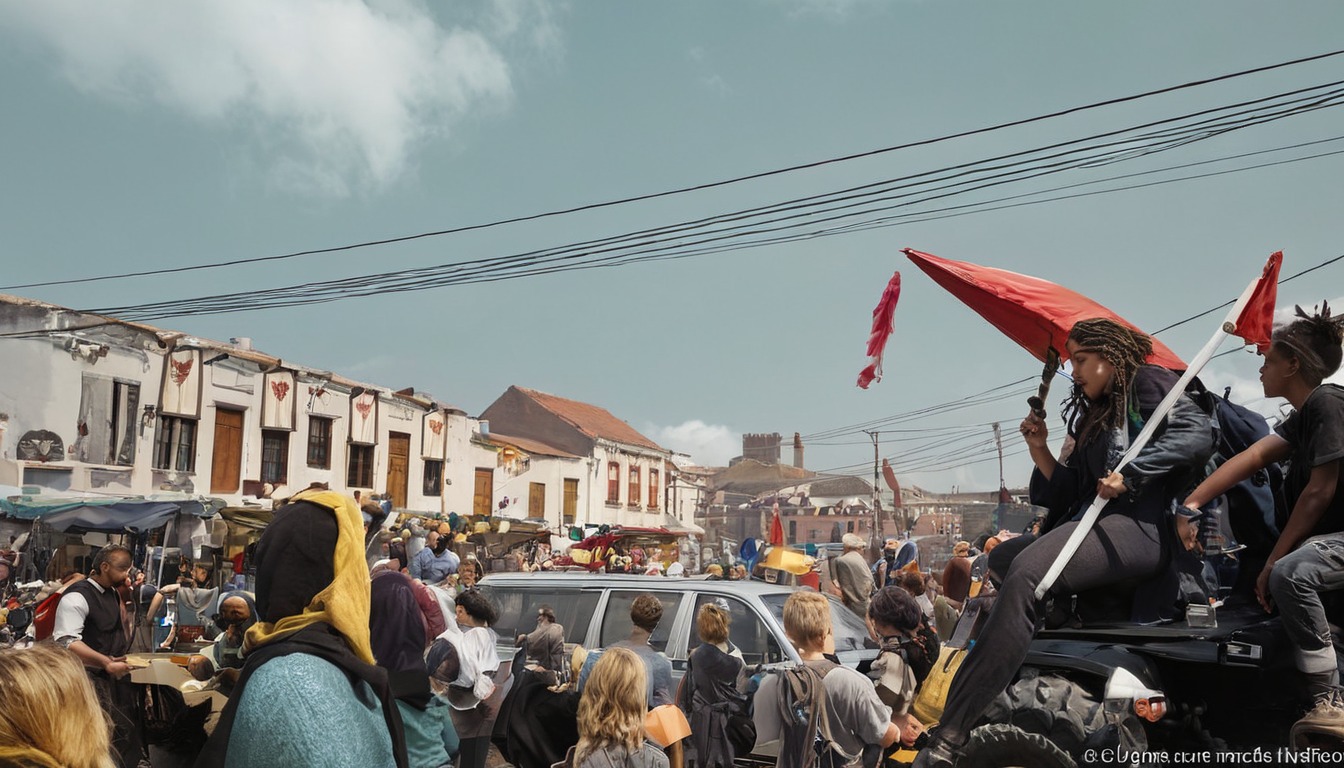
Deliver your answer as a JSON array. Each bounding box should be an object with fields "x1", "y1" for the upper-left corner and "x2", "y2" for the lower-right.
[{"x1": 477, "y1": 572, "x2": 878, "y2": 680}]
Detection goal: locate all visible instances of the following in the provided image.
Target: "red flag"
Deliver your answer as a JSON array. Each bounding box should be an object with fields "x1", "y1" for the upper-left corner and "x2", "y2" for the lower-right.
[
  {"x1": 857, "y1": 271, "x2": 901, "y2": 389},
  {"x1": 769, "y1": 501, "x2": 785, "y2": 546},
  {"x1": 1230, "y1": 251, "x2": 1282, "y2": 352}
]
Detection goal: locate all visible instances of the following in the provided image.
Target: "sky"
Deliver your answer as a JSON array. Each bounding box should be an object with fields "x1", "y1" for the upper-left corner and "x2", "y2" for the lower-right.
[{"x1": 1, "y1": 1, "x2": 1342, "y2": 494}]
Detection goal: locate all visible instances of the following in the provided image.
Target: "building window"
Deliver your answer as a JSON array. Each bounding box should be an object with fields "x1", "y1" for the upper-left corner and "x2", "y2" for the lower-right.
[
  {"x1": 563, "y1": 478, "x2": 579, "y2": 526},
  {"x1": 111, "y1": 381, "x2": 139, "y2": 466},
  {"x1": 606, "y1": 461, "x2": 620, "y2": 503},
  {"x1": 423, "y1": 459, "x2": 443, "y2": 496},
  {"x1": 788, "y1": 520, "x2": 797, "y2": 541},
  {"x1": 261, "y1": 430, "x2": 289, "y2": 484},
  {"x1": 153, "y1": 416, "x2": 197, "y2": 472},
  {"x1": 648, "y1": 469, "x2": 660, "y2": 510},
  {"x1": 307, "y1": 416, "x2": 332, "y2": 469},
  {"x1": 628, "y1": 466, "x2": 641, "y2": 509},
  {"x1": 348, "y1": 444, "x2": 375, "y2": 488},
  {"x1": 77, "y1": 376, "x2": 140, "y2": 466}
]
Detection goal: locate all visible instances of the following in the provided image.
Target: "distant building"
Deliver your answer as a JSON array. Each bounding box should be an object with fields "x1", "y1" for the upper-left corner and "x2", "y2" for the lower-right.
[{"x1": 478, "y1": 386, "x2": 679, "y2": 530}]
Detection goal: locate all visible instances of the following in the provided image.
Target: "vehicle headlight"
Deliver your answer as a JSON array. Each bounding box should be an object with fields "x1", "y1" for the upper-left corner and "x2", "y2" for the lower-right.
[{"x1": 1105, "y1": 667, "x2": 1167, "y2": 723}]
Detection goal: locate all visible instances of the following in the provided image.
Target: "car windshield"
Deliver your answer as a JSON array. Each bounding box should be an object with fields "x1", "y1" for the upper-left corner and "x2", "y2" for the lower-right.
[{"x1": 761, "y1": 593, "x2": 878, "y2": 653}]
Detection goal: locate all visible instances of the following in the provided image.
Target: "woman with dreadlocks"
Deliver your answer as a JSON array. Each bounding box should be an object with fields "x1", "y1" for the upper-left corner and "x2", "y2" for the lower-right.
[
  {"x1": 1182, "y1": 303, "x2": 1344, "y2": 746},
  {"x1": 915, "y1": 318, "x2": 1214, "y2": 768}
]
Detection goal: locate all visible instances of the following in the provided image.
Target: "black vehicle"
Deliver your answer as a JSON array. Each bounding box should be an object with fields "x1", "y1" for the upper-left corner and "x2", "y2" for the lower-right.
[{"x1": 923, "y1": 588, "x2": 1342, "y2": 767}]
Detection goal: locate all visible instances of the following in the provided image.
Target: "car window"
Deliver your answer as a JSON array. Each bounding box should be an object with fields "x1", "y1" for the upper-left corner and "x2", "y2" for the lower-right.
[
  {"x1": 480, "y1": 585, "x2": 598, "y2": 646},
  {"x1": 761, "y1": 593, "x2": 878, "y2": 653},
  {"x1": 689, "y1": 594, "x2": 784, "y2": 666},
  {"x1": 599, "y1": 590, "x2": 684, "y2": 653}
]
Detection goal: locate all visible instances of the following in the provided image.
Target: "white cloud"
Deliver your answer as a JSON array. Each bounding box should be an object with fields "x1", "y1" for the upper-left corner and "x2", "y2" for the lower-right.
[
  {"x1": 647, "y1": 420, "x2": 740, "y2": 467},
  {"x1": 685, "y1": 46, "x2": 729, "y2": 95},
  {"x1": 701, "y1": 73, "x2": 730, "y2": 96},
  {"x1": 774, "y1": 0, "x2": 874, "y2": 20},
  {"x1": 2, "y1": 1, "x2": 553, "y2": 195}
]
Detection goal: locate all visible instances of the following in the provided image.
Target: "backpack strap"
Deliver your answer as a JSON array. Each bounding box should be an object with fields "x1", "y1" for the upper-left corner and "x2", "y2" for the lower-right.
[{"x1": 801, "y1": 660, "x2": 842, "y2": 759}]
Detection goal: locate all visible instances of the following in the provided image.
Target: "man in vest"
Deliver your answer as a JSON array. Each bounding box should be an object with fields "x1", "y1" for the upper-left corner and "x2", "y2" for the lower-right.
[{"x1": 54, "y1": 544, "x2": 143, "y2": 768}]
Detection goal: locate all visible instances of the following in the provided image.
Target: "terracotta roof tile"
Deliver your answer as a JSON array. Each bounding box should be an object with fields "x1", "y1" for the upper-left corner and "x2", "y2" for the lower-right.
[
  {"x1": 515, "y1": 387, "x2": 666, "y2": 453},
  {"x1": 486, "y1": 432, "x2": 584, "y2": 460}
]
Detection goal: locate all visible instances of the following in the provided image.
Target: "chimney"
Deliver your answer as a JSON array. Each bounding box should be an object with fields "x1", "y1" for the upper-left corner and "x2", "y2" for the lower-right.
[
  {"x1": 792, "y1": 432, "x2": 804, "y2": 469},
  {"x1": 478, "y1": 419, "x2": 490, "y2": 438}
]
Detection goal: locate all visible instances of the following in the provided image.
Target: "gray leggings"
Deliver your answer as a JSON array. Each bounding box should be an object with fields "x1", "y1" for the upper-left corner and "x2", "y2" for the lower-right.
[{"x1": 938, "y1": 514, "x2": 1164, "y2": 739}]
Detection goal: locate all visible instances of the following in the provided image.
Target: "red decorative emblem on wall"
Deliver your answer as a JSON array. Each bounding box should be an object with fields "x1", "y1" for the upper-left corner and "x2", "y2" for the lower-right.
[
  {"x1": 429, "y1": 419, "x2": 443, "y2": 435},
  {"x1": 171, "y1": 358, "x2": 194, "y2": 385},
  {"x1": 270, "y1": 380, "x2": 290, "y2": 402},
  {"x1": 355, "y1": 400, "x2": 373, "y2": 420}
]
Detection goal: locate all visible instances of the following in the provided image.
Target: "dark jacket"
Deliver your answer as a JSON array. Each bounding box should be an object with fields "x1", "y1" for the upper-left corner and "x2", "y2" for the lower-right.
[
  {"x1": 678, "y1": 643, "x2": 748, "y2": 768},
  {"x1": 1029, "y1": 365, "x2": 1214, "y2": 622}
]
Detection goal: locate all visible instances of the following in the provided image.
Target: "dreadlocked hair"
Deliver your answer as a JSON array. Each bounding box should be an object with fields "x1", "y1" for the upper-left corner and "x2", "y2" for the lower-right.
[
  {"x1": 1271, "y1": 301, "x2": 1344, "y2": 386},
  {"x1": 1062, "y1": 318, "x2": 1154, "y2": 446}
]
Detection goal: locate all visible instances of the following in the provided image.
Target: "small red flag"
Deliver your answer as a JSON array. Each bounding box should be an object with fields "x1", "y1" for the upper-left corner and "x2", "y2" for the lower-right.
[
  {"x1": 857, "y1": 271, "x2": 901, "y2": 389},
  {"x1": 1231, "y1": 251, "x2": 1282, "y2": 352},
  {"x1": 770, "y1": 501, "x2": 785, "y2": 546}
]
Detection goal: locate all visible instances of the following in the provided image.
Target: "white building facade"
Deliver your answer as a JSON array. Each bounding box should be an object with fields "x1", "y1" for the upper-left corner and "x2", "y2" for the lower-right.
[{"x1": 0, "y1": 295, "x2": 478, "y2": 515}]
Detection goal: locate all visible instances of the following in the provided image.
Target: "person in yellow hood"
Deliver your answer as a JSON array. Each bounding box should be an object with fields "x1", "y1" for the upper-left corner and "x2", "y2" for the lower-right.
[{"x1": 195, "y1": 489, "x2": 408, "y2": 768}]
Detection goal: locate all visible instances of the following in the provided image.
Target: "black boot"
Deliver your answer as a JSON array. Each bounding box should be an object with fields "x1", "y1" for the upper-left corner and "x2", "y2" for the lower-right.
[{"x1": 911, "y1": 731, "x2": 966, "y2": 768}]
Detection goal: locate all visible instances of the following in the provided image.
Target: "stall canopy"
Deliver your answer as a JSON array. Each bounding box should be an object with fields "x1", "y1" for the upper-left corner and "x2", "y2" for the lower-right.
[
  {"x1": 660, "y1": 512, "x2": 705, "y2": 536},
  {"x1": 0, "y1": 494, "x2": 223, "y2": 533},
  {"x1": 219, "y1": 506, "x2": 275, "y2": 532}
]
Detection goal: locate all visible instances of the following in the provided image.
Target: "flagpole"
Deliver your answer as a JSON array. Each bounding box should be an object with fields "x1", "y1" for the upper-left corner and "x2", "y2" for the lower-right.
[{"x1": 1033, "y1": 275, "x2": 1265, "y2": 601}]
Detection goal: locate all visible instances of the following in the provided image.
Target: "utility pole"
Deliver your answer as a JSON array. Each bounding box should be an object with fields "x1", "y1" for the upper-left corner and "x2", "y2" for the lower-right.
[
  {"x1": 993, "y1": 422, "x2": 1006, "y2": 531},
  {"x1": 993, "y1": 422, "x2": 1005, "y2": 489},
  {"x1": 862, "y1": 429, "x2": 880, "y2": 555}
]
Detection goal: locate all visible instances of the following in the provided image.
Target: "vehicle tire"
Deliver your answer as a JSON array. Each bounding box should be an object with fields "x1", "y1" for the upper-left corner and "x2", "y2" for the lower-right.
[
  {"x1": 979, "y1": 673, "x2": 1147, "y2": 759},
  {"x1": 959, "y1": 723, "x2": 1077, "y2": 768}
]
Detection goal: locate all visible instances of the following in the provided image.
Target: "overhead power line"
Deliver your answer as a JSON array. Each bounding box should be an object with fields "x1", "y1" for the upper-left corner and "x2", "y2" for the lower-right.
[
  {"x1": 87, "y1": 83, "x2": 1344, "y2": 321},
  {"x1": 6, "y1": 48, "x2": 1343, "y2": 293}
]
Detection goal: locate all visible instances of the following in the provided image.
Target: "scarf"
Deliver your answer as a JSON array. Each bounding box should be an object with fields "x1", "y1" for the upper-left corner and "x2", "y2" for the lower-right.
[
  {"x1": 244, "y1": 488, "x2": 375, "y2": 664},
  {"x1": 196, "y1": 492, "x2": 407, "y2": 768}
]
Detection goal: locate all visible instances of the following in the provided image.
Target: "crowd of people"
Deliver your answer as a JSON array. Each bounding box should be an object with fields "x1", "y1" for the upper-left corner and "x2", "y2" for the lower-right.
[
  {"x1": 2, "y1": 308, "x2": 1342, "y2": 767},
  {"x1": 0, "y1": 494, "x2": 939, "y2": 768}
]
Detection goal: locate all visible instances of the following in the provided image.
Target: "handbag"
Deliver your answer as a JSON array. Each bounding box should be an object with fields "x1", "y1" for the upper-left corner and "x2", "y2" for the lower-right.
[{"x1": 725, "y1": 710, "x2": 757, "y2": 756}]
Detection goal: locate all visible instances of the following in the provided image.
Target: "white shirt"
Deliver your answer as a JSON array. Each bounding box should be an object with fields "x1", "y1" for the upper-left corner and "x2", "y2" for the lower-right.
[{"x1": 53, "y1": 579, "x2": 105, "y2": 647}]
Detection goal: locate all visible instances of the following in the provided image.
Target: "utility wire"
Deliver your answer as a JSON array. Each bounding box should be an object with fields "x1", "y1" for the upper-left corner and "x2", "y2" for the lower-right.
[
  {"x1": 8, "y1": 48, "x2": 1342, "y2": 292},
  {"x1": 801, "y1": 378, "x2": 1035, "y2": 440},
  {"x1": 91, "y1": 88, "x2": 1344, "y2": 321}
]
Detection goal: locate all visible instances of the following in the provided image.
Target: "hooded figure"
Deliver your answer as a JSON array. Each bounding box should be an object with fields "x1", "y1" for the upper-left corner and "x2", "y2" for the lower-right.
[
  {"x1": 195, "y1": 489, "x2": 408, "y2": 768},
  {"x1": 371, "y1": 571, "x2": 456, "y2": 768},
  {"x1": 208, "y1": 591, "x2": 258, "y2": 674}
]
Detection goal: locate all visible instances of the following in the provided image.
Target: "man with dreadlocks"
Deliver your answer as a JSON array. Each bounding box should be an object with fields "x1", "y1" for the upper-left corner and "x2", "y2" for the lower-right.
[
  {"x1": 915, "y1": 318, "x2": 1214, "y2": 768},
  {"x1": 1183, "y1": 302, "x2": 1344, "y2": 747}
]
